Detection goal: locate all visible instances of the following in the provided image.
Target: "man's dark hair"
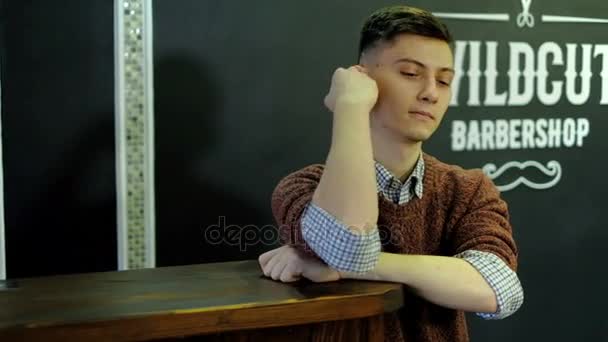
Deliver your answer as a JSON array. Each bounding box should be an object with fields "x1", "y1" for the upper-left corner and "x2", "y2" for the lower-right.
[{"x1": 358, "y1": 5, "x2": 453, "y2": 59}]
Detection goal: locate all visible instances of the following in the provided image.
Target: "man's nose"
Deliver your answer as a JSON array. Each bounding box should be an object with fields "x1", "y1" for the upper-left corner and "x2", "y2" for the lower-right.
[{"x1": 417, "y1": 77, "x2": 439, "y2": 104}]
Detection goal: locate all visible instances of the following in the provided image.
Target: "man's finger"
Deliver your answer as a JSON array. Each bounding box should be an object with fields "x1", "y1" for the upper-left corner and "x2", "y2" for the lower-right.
[
  {"x1": 270, "y1": 260, "x2": 288, "y2": 281},
  {"x1": 280, "y1": 264, "x2": 302, "y2": 283},
  {"x1": 262, "y1": 252, "x2": 281, "y2": 277},
  {"x1": 258, "y1": 247, "x2": 280, "y2": 268}
]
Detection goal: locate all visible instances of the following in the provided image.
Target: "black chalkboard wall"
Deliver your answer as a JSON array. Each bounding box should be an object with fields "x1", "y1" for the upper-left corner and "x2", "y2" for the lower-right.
[
  {"x1": 0, "y1": 0, "x2": 116, "y2": 278},
  {"x1": 154, "y1": 0, "x2": 607, "y2": 341}
]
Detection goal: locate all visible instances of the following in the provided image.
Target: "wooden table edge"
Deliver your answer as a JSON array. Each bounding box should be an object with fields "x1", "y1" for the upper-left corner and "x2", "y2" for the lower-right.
[{"x1": 0, "y1": 283, "x2": 404, "y2": 341}]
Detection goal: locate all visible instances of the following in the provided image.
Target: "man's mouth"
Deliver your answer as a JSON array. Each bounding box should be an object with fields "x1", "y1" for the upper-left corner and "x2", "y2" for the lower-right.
[{"x1": 409, "y1": 110, "x2": 435, "y2": 120}]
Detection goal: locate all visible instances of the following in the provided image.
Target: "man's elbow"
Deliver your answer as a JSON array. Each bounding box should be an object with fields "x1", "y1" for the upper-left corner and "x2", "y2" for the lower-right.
[
  {"x1": 501, "y1": 287, "x2": 525, "y2": 318},
  {"x1": 479, "y1": 283, "x2": 524, "y2": 320},
  {"x1": 483, "y1": 292, "x2": 498, "y2": 314}
]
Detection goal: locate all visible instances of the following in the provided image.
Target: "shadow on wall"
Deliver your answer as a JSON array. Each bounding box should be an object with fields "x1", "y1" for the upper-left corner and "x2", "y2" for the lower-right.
[
  {"x1": 154, "y1": 56, "x2": 275, "y2": 267},
  {"x1": 6, "y1": 118, "x2": 118, "y2": 278}
]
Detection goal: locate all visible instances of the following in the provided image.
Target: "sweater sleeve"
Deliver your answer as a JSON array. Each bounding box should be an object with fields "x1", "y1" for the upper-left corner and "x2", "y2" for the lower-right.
[
  {"x1": 270, "y1": 165, "x2": 324, "y2": 257},
  {"x1": 447, "y1": 172, "x2": 523, "y2": 317},
  {"x1": 447, "y1": 171, "x2": 519, "y2": 271}
]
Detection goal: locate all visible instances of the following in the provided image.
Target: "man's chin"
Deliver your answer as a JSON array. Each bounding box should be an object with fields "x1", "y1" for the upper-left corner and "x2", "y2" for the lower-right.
[{"x1": 400, "y1": 130, "x2": 433, "y2": 144}]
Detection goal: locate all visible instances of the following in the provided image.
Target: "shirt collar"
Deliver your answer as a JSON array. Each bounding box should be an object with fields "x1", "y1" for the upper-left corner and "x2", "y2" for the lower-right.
[{"x1": 374, "y1": 154, "x2": 425, "y2": 199}]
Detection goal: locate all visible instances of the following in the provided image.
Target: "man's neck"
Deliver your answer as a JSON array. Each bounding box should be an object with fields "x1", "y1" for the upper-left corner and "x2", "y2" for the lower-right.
[{"x1": 372, "y1": 131, "x2": 422, "y2": 182}]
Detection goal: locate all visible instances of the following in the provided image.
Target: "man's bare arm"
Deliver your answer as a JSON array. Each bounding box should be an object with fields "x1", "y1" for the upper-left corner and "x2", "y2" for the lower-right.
[
  {"x1": 340, "y1": 252, "x2": 498, "y2": 313},
  {"x1": 312, "y1": 66, "x2": 379, "y2": 233}
]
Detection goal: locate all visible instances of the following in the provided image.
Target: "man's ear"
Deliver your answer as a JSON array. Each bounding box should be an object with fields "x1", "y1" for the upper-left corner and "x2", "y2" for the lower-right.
[
  {"x1": 358, "y1": 63, "x2": 377, "y2": 80},
  {"x1": 359, "y1": 52, "x2": 380, "y2": 77},
  {"x1": 359, "y1": 51, "x2": 369, "y2": 66}
]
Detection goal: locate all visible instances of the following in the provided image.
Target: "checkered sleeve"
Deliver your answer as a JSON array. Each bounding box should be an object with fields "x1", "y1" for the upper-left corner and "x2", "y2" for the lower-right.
[
  {"x1": 455, "y1": 250, "x2": 524, "y2": 320},
  {"x1": 300, "y1": 202, "x2": 381, "y2": 273}
]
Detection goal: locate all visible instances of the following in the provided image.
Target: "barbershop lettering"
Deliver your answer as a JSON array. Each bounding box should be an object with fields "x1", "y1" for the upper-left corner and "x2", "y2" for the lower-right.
[
  {"x1": 451, "y1": 118, "x2": 590, "y2": 151},
  {"x1": 450, "y1": 41, "x2": 608, "y2": 106}
]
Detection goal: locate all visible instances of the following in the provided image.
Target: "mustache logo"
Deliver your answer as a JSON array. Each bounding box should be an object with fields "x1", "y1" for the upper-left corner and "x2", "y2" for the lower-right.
[{"x1": 482, "y1": 160, "x2": 562, "y2": 192}]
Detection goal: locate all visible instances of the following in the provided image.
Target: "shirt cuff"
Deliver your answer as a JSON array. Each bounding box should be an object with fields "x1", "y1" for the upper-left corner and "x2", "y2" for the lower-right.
[
  {"x1": 301, "y1": 202, "x2": 381, "y2": 273},
  {"x1": 455, "y1": 250, "x2": 524, "y2": 320}
]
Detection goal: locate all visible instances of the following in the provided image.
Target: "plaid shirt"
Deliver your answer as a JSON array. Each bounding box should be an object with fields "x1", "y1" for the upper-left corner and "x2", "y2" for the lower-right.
[{"x1": 301, "y1": 156, "x2": 523, "y2": 319}]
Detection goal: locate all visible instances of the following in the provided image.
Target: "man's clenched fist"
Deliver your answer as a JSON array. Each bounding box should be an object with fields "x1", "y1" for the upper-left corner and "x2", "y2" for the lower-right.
[
  {"x1": 324, "y1": 65, "x2": 379, "y2": 113},
  {"x1": 258, "y1": 245, "x2": 340, "y2": 283}
]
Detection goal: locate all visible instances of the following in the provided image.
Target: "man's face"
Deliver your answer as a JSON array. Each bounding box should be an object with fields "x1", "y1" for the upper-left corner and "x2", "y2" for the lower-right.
[{"x1": 364, "y1": 34, "x2": 454, "y2": 144}]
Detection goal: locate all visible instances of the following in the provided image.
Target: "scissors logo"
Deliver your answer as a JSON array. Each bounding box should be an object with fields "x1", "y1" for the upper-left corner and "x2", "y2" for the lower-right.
[{"x1": 517, "y1": 0, "x2": 535, "y2": 28}]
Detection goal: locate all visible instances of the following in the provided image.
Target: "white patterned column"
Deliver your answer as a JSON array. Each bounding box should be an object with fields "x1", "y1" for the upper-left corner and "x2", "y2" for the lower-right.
[{"x1": 114, "y1": 0, "x2": 156, "y2": 269}]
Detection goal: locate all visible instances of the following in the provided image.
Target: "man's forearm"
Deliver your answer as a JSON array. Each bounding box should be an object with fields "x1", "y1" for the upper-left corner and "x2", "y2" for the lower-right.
[
  {"x1": 340, "y1": 252, "x2": 498, "y2": 313},
  {"x1": 312, "y1": 103, "x2": 378, "y2": 233}
]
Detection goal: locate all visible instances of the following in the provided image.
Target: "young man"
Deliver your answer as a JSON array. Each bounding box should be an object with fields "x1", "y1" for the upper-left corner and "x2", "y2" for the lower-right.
[{"x1": 259, "y1": 5, "x2": 523, "y2": 341}]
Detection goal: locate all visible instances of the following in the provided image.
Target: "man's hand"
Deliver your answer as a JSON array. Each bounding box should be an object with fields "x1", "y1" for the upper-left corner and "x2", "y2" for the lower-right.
[
  {"x1": 258, "y1": 245, "x2": 340, "y2": 283},
  {"x1": 324, "y1": 65, "x2": 378, "y2": 113}
]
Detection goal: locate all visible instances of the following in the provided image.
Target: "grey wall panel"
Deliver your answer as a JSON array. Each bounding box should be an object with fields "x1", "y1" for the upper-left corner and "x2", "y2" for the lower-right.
[
  {"x1": 153, "y1": 1, "x2": 607, "y2": 340},
  {"x1": 0, "y1": 0, "x2": 117, "y2": 277}
]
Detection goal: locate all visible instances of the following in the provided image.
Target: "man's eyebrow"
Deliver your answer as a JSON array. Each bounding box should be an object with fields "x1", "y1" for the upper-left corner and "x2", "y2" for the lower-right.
[{"x1": 394, "y1": 58, "x2": 455, "y2": 73}]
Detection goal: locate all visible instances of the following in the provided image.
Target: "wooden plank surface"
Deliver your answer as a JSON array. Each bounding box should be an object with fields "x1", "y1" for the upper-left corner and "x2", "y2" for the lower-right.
[{"x1": 0, "y1": 260, "x2": 403, "y2": 341}]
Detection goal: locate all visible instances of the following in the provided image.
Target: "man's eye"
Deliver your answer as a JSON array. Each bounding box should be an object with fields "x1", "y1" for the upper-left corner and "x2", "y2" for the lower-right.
[
  {"x1": 400, "y1": 72, "x2": 417, "y2": 77},
  {"x1": 438, "y1": 80, "x2": 451, "y2": 86}
]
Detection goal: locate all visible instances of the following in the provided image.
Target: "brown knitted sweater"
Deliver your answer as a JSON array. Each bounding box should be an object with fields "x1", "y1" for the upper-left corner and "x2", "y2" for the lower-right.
[{"x1": 271, "y1": 153, "x2": 518, "y2": 342}]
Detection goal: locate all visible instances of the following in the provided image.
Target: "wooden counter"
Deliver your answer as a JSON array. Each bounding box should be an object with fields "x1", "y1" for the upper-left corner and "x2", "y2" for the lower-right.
[{"x1": 0, "y1": 260, "x2": 403, "y2": 341}]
